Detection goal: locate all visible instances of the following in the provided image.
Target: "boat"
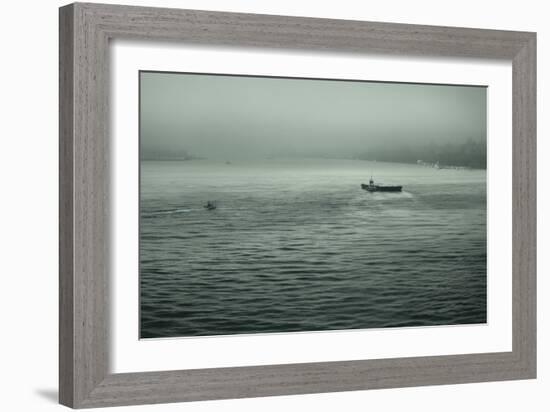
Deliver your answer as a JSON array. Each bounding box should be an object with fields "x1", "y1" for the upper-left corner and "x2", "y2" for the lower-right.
[
  {"x1": 204, "y1": 201, "x2": 217, "y2": 210},
  {"x1": 361, "y1": 177, "x2": 402, "y2": 192}
]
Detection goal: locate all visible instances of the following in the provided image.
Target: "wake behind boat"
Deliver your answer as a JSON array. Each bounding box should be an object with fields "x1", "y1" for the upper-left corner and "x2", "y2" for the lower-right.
[{"x1": 361, "y1": 177, "x2": 402, "y2": 192}]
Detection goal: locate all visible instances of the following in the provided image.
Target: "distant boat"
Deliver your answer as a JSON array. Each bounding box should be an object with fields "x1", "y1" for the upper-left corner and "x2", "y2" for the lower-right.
[
  {"x1": 361, "y1": 177, "x2": 402, "y2": 192},
  {"x1": 204, "y1": 201, "x2": 217, "y2": 210}
]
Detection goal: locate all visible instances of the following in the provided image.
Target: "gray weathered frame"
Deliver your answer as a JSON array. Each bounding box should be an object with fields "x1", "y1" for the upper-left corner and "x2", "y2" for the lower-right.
[{"x1": 59, "y1": 2, "x2": 536, "y2": 408}]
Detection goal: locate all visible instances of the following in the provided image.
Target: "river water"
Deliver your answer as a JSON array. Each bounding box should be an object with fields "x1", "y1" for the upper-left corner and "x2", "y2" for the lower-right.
[{"x1": 140, "y1": 158, "x2": 486, "y2": 338}]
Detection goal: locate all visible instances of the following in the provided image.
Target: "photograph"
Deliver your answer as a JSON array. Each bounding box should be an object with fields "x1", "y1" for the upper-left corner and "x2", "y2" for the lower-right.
[
  {"x1": 139, "y1": 71, "x2": 487, "y2": 339},
  {"x1": 2, "y1": 0, "x2": 541, "y2": 409}
]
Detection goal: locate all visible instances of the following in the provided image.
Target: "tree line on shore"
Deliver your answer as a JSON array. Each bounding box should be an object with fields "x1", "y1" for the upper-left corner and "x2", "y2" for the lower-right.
[{"x1": 358, "y1": 139, "x2": 486, "y2": 169}]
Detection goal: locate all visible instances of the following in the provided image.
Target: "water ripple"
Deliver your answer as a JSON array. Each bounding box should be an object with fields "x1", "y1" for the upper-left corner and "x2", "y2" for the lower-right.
[{"x1": 140, "y1": 160, "x2": 486, "y2": 338}]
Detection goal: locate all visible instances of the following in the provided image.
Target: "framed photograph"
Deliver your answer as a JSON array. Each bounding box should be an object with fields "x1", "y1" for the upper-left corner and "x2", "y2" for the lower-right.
[{"x1": 59, "y1": 2, "x2": 536, "y2": 408}]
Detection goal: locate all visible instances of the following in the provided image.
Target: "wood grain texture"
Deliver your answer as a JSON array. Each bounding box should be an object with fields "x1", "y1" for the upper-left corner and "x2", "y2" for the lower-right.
[
  {"x1": 60, "y1": 3, "x2": 109, "y2": 407},
  {"x1": 512, "y1": 35, "x2": 537, "y2": 374},
  {"x1": 59, "y1": 4, "x2": 75, "y2": 406},
  {"x1": 59, "y1": 2, "x2": 536, "y2": 408}
]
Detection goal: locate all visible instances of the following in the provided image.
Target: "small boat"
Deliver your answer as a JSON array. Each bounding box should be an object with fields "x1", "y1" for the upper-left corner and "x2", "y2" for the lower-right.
[
  {"x1": 204, "y1": 201, "x2": 217, "y2": 210},
  {"x1": 361, "y1": 177, "x2": 402, "y2": 192}
]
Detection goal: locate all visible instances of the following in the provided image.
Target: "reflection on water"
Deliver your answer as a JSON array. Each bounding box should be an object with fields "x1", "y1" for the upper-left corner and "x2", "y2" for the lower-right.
[{"x1": 140, "y1": 159, "x2": 486, "y2": 338}]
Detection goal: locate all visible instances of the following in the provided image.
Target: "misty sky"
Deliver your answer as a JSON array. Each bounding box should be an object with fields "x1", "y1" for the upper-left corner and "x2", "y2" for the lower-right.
[{"x1": 140, "y1": 71, "x2": 486, "y2": 160}]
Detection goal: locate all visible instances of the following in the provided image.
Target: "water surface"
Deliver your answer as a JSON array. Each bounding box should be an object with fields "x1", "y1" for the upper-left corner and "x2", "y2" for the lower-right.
[{"x1": 140, "y1": 159, "x2": 486, "y2": 338}]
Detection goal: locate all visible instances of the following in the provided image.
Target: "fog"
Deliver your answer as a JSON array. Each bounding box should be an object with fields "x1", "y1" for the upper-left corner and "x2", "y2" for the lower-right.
[{"x1": 140, "y1": 71, "x2": 486, "y2": 162}]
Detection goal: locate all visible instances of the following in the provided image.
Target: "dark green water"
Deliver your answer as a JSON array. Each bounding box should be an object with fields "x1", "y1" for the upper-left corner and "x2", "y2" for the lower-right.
[{"x1": 140, "y1": 159, "x2": 486, "y2": 338}]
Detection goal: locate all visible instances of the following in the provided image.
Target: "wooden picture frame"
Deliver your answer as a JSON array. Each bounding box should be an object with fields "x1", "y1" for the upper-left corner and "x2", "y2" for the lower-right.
[{"x1": 59, "y1": 2, "x2": 536, "y2": 408}]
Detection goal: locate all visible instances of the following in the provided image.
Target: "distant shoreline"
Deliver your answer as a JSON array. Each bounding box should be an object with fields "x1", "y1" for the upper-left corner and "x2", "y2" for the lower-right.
[
  {"x1": 359, "y1": 158, "x2": 486, "y2": 170},
  {"x1": 140, "y1": 156, "x2": 203, "y2": 161},
  {"x1": 139, "y1": 157, "x2": 486, "y2": 170},
  {"x1": 140, "y1": 158, "x2": 195, "y2": 161}
]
